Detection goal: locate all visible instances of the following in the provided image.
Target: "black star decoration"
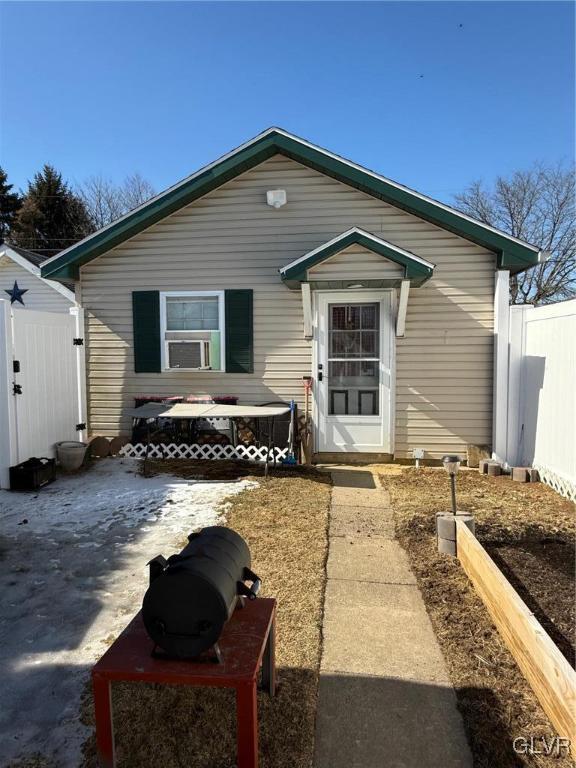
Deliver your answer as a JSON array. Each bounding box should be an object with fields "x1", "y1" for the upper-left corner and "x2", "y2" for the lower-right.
[{"x1": 4, "y1": 281, "x2": 28, "y2": 305}]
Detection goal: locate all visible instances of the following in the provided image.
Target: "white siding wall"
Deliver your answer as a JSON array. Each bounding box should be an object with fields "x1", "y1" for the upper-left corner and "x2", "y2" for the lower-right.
[
  {"x1": 0, "y1": 259, "x2": 73, "y2": 313},
  {"x1": 307, "y1": 244, "x2": 404, "y2": 281},
  {"x1": 80, "y1": 155, "x2": 496, "y2": 458}
]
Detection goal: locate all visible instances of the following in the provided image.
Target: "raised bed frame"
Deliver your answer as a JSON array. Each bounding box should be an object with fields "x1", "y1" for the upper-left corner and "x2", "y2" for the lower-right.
[{"x1": 456, "y1": 521, "x2": 576, "y2": 752}]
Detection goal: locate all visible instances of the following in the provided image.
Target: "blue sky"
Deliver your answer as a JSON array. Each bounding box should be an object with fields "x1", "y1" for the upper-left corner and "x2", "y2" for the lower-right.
[{"x1": 0, "y1": 1, "x2": 574, "y2": 203}]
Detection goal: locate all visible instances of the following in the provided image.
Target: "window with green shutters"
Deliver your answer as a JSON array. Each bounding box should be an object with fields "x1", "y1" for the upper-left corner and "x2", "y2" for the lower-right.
[
  {"x1": 160, "y1": 291, "x2": 225, "y2": 371},
  {"x1": 132, "y1": 289, "x2": 253, "y2": 374}
]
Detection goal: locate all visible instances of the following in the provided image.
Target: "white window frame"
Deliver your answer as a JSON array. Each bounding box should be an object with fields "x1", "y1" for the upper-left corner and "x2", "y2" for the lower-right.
[{"x1": 160, "y1": 290, "x2": 226, "y2": 372}]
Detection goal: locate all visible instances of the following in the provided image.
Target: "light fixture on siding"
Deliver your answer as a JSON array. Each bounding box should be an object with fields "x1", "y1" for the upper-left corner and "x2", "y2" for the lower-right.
[
  {"x1": 266, "y1": 189, "x2": 287, "y2": 209},
  {"x1": 412, "y1": 447, "x2": 424, "y2": 468}
]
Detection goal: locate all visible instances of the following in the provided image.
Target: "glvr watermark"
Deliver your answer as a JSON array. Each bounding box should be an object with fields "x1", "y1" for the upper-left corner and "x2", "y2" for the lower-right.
[{"x1": 513, "y1": 736, "x2": 571, "y2": 757}]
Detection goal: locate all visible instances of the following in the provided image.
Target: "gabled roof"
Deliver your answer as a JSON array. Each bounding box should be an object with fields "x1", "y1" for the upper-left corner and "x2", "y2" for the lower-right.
[
  {"x1": 280, "y1": 227, "x2": 434, "y2": 288},
  {"x1": 0, "y1": 245, "x2": 76, "y2": 302},
  {"x1": 40, "y1": 127, "x2": 543, "y2": 281},
  {"x1": 9, "y1": 244, "x2": 46, "y2": 268}
]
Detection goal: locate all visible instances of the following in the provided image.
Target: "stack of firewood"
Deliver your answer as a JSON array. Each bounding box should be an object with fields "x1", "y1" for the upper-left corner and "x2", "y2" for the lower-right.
[{"x1": 196, "y1": 433, "x2": 230, "y2": 446}]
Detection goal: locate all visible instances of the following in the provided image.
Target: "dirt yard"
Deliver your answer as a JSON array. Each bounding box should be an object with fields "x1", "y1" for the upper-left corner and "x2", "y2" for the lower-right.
[
  {"x1": 380, "y1": 467, "x2": 575, "y2": 768},
  {"x1": 80, "y1": 461, "x2": 332, "y2": 768}
]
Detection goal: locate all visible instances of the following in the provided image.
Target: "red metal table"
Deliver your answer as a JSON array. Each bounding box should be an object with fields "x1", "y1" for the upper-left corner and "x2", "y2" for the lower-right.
[{"x1": 92, "y1": 598, "x2": 276, "y2": 768}]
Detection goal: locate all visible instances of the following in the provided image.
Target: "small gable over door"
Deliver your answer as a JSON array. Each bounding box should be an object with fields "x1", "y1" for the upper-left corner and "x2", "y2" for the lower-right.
[
  {"x1": 307, "y1": 244, "x2": 404, "y2": 283},
  {"x1": 279, "y1": 227, "x2": 435, "y2": 289}
]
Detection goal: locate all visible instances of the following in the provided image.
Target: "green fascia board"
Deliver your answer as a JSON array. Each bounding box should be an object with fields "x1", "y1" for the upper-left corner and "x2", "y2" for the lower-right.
[
  {"x1": 281, "y1": 230, "x2": 433, "y2": 284},
  {"x1": 274, "y1": 136, "x2": 539, "y2": 271},
  {"x1": 41, "y1": 129, "x2": 540, "y2": 280},
  {"x1": 41, "y1": 138, "x2": 281, "y2": 280}
]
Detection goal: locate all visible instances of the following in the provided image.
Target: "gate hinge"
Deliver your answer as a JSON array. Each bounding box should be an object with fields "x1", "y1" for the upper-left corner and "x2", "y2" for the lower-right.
[
  {"x1": 13, "y1": 383, "x2": 22, "y2": 395},
  {"x1": 76, "y1": 423, "x2": 86, "y2": 431},
  {"x1": 73, "y1": 338, "x2": 84, "y2": 346},
  {"x1": 13, "y1": 360, "x2": 20, "y2": 373}
]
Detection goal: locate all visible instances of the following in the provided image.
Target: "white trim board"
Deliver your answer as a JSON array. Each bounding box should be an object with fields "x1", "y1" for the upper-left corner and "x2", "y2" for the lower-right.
[{"x1": 0, "y1": 247, "x2": 76, "y2": 303}]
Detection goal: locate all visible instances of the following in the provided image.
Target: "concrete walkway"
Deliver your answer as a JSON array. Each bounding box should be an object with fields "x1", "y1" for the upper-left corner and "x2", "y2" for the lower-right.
[{"x1": 314, "y1": 468, "x2": 472, "y2": 768}]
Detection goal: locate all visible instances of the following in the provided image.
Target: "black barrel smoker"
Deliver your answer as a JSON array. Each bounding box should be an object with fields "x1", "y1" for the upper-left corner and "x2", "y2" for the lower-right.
[{"x1": 142, "y1": 526, "x2": 261, "y2": 660}]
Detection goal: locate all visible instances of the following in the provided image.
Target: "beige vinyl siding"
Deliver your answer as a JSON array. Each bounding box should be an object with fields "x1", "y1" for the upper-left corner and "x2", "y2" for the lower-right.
[
  {"x1": 307, "y1": 244, "x2": 404, "y2": 281},
  {"x1": 81, "y1": 154, "x2": 496, "y2": 458},
  {"x1": 0, "y1": 258, "x2": 73, "y2": 313}
]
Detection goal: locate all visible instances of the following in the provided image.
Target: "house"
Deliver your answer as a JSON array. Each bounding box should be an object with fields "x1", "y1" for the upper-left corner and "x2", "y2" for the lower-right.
[
  {"x1": 0, "y1": 244, "x2": 75, "y2": 311},
  {"x1": 40, "y1": 128, "x2": 543, "y2": 461}
]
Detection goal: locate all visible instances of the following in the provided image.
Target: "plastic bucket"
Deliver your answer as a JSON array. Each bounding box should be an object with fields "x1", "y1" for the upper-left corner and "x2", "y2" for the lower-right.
[{"x1": 56, "y1": 441, "x2": 88, "y2": 471}]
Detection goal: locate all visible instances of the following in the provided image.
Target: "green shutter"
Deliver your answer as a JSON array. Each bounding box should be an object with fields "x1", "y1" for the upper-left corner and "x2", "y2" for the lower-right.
[
  {"x1": 225, "y1": 289, "x2": 253, "y2": 373},
  {"x1": 132, "y1": 291, "x2": 161, "y2": 373}
]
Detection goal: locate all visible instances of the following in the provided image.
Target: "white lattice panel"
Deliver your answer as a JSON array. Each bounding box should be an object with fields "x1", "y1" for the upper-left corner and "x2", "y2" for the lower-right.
[
  {"x1": 534, "y1": 465, "x2": 576, "y2": 502},
  {"x1": 119, "y1": 443, "x2": 289, "y2": 463}
]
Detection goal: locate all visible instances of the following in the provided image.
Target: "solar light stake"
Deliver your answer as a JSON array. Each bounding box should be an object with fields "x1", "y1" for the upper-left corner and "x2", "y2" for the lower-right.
[
  {"x1": 437, "y1": 455, "x2": 474, "y2": 557},
  {"x1": 442, "y1": 455, "x2": 461, "y2": 516},
  {"x1": 450, "y1": 474, "x2": 456, "y2": 516}
]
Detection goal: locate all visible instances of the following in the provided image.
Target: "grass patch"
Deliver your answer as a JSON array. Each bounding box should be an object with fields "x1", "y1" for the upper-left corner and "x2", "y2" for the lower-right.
[
  {"x1": 381, "y1": 467, "x2": 575, "y2": 768},
  {"x1": 81, "y1": 461, "x2": 331, "y2": 768}
]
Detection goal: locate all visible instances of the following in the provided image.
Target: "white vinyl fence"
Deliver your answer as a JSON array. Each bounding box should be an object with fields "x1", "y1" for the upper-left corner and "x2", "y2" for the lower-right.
[
  {"x1": 501, "y1": 298, "x2": 576, "y2": 500},
  {"x1": 0, "y1": 300, "x2": 87, "y2": 488}
]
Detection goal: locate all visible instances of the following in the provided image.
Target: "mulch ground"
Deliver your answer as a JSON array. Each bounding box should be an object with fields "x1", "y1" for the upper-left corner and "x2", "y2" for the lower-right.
[
  {"x1": 380, "y1": 467, "x2": 575, "y2": 768},
  {"x1": 80, "y1": 460, "x2": 331, "y2": 768}
]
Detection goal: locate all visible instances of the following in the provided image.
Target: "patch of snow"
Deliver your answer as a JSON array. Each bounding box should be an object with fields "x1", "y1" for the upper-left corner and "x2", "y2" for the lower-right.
[{"x1": 0, "y1": 458, "x2": 256, "y2": 767}]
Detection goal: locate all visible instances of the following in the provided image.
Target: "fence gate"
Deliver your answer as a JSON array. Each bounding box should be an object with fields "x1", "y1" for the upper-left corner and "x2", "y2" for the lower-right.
[{"x1": 0, "y1": 300, "x2": 86, "y2": 488}]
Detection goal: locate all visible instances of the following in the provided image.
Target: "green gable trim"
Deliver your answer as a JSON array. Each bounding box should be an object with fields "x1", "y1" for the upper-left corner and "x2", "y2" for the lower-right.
[
  {"x1": 41, "y1": 129, "x2": 540, "y2": 280},
  {"x1": 132, "y1": 291, "x2": 161, "y2": 373},
  {"x1": 280, "y1": 228, "x2": 434, "y2": 288},
  {"x1": 225, "y1": 289, "x2": 253, "y2": 374}
]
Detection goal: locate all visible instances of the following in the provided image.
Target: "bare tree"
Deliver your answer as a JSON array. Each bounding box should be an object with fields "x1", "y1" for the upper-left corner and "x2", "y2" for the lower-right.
[
  {"x1": 120, "y1": 172, "x2": 156, "y2": 212},
  {"x1": 78, "y1": 175, "x2": 124, "y2": 229},
  {"x1": 78, "y1": 173, "x2": 156, "y2": 229},
  {"x1": 455, "y1": 164, "x2": 575, "y2": 304}
]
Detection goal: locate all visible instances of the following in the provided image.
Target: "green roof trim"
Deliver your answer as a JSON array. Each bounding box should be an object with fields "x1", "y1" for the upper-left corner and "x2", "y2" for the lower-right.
[
  {"x1": 41, "y1": 128, "x2": 541, "y2": 280},
  {"x1": 279, "y1": 227, "x2": 435, "y2": 288}
]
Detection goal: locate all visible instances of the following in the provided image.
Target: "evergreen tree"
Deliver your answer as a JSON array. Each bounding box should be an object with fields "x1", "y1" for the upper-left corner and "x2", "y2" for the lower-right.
[
  {"x1": 0, "y1": 167, "x2": 23, "y2": 244},
  {"x1": 11, "y1": 165, "x2": 94, "y2": 257}
]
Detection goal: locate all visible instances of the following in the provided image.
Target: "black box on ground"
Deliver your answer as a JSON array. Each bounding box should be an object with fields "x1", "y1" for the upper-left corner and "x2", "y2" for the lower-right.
[{"x1": 9, "y1": 457, "x2": 56, "y2": 491}]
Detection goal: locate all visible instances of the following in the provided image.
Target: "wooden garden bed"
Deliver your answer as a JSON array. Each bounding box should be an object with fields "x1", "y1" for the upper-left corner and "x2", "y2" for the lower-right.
[{"x1": 456, "y1": 521, "x2": 575, "y2": 751}]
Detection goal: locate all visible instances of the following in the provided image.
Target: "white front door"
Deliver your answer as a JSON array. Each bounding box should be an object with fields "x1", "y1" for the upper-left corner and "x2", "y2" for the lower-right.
[{"x1": 316, "y1": 291, "x2": 393, "y2": 453}]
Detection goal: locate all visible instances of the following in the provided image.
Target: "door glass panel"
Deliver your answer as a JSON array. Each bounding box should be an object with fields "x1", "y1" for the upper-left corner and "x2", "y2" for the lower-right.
[{"x1": 328, "y1": 303, "x2": 380, "y2": 415}]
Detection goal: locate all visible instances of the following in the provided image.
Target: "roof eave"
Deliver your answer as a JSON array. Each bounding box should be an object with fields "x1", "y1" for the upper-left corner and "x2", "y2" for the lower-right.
[{"x1": 40, "y1": 128, "x2": 541, "y2": 280}]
